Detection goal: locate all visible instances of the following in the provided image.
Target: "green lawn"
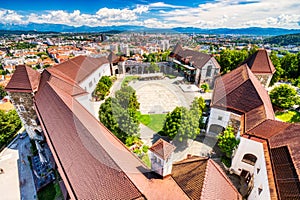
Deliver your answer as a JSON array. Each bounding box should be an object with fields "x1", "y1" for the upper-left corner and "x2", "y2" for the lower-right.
[
  {"x1": 275, "y1": 110, "x2": 300, "y2": 123},
  {"x1": 137, "y1": 113, "x2": 166, "y2": 132},
  {"x1": 37, "y1": 182, "x2": 63, "y2": 200}
]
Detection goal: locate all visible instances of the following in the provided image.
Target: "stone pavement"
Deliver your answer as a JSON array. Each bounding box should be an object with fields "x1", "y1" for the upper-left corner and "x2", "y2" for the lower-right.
[{"x1": 130, "y1": 77, "x2": 205, "y2": 114}]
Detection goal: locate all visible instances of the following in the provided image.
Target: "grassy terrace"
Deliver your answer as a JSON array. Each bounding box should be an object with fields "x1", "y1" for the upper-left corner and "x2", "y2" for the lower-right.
[
  {"x1": 275, "y1": 110, "x2": 300, "y2": 123},
  {"x1": 137, "y1": 112, "x2": 167, "y2": 132}
]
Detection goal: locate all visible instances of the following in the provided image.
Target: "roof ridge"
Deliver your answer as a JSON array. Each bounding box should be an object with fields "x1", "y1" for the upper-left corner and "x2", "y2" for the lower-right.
[{"x1": 200, "y1": 158, "x2": 210, "y2": 200}]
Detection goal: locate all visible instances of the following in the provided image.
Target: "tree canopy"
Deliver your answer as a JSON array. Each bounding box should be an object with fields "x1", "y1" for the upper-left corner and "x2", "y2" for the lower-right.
[
  {"x1": 0, "y1": 85, "x2": 7, "y2": 99},
  {"x1": 269, "y1": 84, "x2": 300, "y2": 109},
  {"x1": 0, "y1": 110, "x2": 21, "y2": 148},
  {"x1": 217, "y1": 126, "x2": 239, "y2": 158},
  {"x1": 93, "y1": 76, "x2": 113, "y2": 101},
  {"x1": 99, "y1": 86, "x2": 140, "y2": 144},
  {"x1": 216, "y1": 49, "x2": 249, "y2": 74},
  {"x1": 162, "y1": 103, "x2": 202, "y2": 142}
]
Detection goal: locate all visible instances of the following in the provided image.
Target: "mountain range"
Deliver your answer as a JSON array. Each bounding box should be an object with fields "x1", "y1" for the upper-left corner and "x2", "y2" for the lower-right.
[{"x1": 1, "y1": 23, "x2": 300, "y2": 36}]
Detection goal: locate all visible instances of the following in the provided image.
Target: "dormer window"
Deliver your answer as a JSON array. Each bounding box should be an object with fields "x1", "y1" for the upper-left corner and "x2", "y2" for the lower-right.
[{"x1": 19, "y1": 97, "x2": 24, "y2": 103}]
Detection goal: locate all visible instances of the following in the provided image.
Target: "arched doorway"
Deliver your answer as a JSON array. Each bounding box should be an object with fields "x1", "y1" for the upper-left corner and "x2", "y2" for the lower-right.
[
  {"x1": 208, "y1": 124, "x2": 225, "y2": 136},
  {"x1": 126, "y1": 67, "x2": 130, "y2": 73},
  {"x1": 115, "y1": 69, "x2": 119, "y2": 75},
  {"x1": 242, "y1": 153, "x2": 257, "y2": 166}
]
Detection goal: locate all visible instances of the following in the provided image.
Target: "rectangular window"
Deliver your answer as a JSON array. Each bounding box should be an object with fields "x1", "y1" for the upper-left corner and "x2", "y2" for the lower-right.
[
  {"x1": 218, "y1": 116, "x2": 223, "y2": 121},
  {"x1": 89, "y1": 81, "x2": 93, "y2": 88},
  {"x1": 206, "y1": 65, "x2": 212, "y2": 77}
]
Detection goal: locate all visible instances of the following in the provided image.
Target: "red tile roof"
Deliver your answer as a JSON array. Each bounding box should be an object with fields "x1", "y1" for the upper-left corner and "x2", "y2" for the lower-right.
[
  {"x1": 170, "y1": 43, "x2": 220, "y2": 70},
  {"x1": 52, "y1": 55, "x2": 109, "y2": 83},
  {"x1": 34, "y1": 72, "x2": 143, "y2": 200},
  {"x1": 32, "y1": 56, "x2": 190, "y2": 200},
  {"x1": 240, "y1": 49, "x2": 276, "y2": 74},
  {"x1": 212, "y1": 64, "x2": 274, "y2": 132},
  {"x1": 246, "y1": 119, "x2": 300, "y2": 199},
  {"x1": 5, "y1": 65, "x2": 40, "y2": 93},
  {"x1": 149, "y1": 138, "x2": 175, "y2": 160},
  {"x1": 172, "y1": 157, "x2": 242, "y2": 200}
]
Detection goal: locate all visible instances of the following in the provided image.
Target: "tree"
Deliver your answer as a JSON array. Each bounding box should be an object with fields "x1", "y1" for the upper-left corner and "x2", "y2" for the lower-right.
[
  {"x1": 269, "y1": 51, "x2": 284, "y2": 86},
  {"x1": 200, "y1": 83, "x2": 210, "y2": 93},
  {"x1": 0, "y1": 110, "x2": 21, "y2": 147},
  {"x1": 162, "y1": 106, "x2": 200, "y2": 142},
  {"x1": 99, "y1": 97, "x2": 140, "y2": 143},
  {"x1": 99, "y1": 98, "x2": 120, "y2": 136},
  {"x1": 270, "y1": 84, "x2": 300, "y2": 109},
  {"x1": 93, "y1": 76, "x2": 114, "y2": 101},
  {"x1": 217, "y1": 126, "x2": 239, "y2": 158},
  {"x1": 190, "y1": 97, "x2": 206, "y2": 128},
  {"x1": 99, "y1": 76, "x2": 112, "y2": 88},
  {"x1": 94, "y1": 82, "x2": 109, "y2": 100},
  {"x1": 0, "y1": 85, "x2": 7, "y2": 99},
  {"x1": 218, "y1": 49, "x2": 249, "y2": 74},
  {"x1": 280, "y1": 53, "x2": 298, "y2": 79},
  {"x1": 115, "y1": 86, "x2": 140, "y2": 111}
]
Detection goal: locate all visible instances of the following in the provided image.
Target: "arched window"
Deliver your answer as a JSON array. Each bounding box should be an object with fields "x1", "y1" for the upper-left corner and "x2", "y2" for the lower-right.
[{"x1": 242, "y1": 153, "x2": 257, "y2": 166}]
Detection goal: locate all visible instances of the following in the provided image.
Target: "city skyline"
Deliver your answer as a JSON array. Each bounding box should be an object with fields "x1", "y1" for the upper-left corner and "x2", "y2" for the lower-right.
[{"x1": 0, "y1": 0, "x2": 300, "y2": 30}]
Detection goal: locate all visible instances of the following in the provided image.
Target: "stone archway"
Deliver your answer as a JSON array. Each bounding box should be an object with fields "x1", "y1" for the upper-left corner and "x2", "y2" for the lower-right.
[{"x1": 208, "y1": 124, "x2": 225, "y2": 136}]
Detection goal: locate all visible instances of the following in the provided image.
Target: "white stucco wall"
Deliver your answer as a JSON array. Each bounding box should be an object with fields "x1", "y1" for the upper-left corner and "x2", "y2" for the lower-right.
[
  {"x1": 149, "y1": 152, "x2": 174, "y2": 177},
  {"x1": 231, "y1": 137, "x2": 271, "y2": 200},
  {"x1": 79, "y1": 63, "x2": 110, "y2": 100},
  {"x1": 206, "y1": 108, "x2": 232, "y2": 135}
]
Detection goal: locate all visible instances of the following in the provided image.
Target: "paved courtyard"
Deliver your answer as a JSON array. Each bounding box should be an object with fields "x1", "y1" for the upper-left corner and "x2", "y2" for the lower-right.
[{"x1": 130, "y1": 77, "x2": 211, "y2": 114}]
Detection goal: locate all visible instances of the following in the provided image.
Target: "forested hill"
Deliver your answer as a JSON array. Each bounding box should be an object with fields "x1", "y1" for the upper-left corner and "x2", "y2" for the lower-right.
[{"x1": 264, "y1": 33, "x2": 300, "y2": 46}]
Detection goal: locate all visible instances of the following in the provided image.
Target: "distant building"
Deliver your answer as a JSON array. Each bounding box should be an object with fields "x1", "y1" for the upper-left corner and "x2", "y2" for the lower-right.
[{"x1": 169, "y1": 43, "x2": 221, "y2": 88}]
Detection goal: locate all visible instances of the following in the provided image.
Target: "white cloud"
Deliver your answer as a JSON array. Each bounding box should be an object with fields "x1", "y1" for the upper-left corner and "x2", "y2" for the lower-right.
[
  {"x1": 149, "y1": 2, "x2": 187, "y2": 9},
  {"x1": 0, "y1": 1, "x2": 300, "y2": 29},
  {"x1": 0, "y1": 9, "x2": 25, "y2": 24},
  {"x1": 157, "y1": 0, "x2": 300, "y2": 28},
  {"x1": 0, "y1": 6, "x2": 149, "y2": 27}
]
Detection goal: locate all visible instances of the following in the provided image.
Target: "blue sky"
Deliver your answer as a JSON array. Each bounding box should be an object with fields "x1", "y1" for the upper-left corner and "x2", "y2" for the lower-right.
[{"x1": 0, "y1": 0, "x2": 300, "y2": 29}]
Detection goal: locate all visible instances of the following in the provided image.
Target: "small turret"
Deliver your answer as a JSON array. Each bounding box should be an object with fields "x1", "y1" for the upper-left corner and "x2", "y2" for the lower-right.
[{"x1": 149, "y1": 138, "x2": 175, "y2": 178}]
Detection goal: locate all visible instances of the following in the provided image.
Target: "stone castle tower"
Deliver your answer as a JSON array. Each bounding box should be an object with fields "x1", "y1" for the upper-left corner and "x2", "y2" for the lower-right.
[{"x1": 5, "y1": 65, "x2": 43, "y2": 140}]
